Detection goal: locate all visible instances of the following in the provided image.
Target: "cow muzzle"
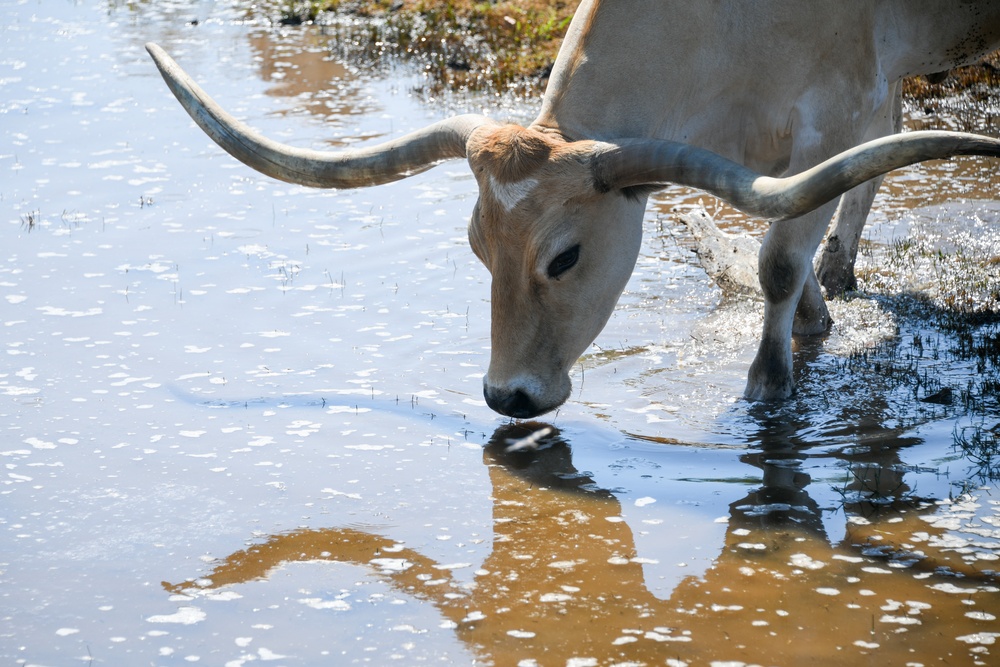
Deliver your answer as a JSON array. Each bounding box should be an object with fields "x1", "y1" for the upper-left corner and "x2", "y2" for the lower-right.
[{"x1": 483, "y1": 375, "x2": 571, "y2": 419}]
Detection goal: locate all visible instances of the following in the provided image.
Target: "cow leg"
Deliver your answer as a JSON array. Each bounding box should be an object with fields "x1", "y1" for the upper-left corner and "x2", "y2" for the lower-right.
[
  {"x1": 816, "y1": 179, "x2": 882, "y2": 295},
  {"x1": 792, "y1": 270, "x2": 832, "y2": 335},
  {"x1": 816, "y1": 81, "x2": 902, "y2": 297},
  {"x1": 746, "y1": 200, "x2": 840, "y2": 400}
]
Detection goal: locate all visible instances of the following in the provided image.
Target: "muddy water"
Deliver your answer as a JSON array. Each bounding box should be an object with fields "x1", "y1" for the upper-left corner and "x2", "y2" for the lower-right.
[{"x1": 2, "y1": 2, "x2": 999, "y2": 665}]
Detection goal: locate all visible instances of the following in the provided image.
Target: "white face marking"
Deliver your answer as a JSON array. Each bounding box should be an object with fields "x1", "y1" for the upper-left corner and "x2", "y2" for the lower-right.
[{"x1": 488, "y1": 175, "x2": 539, "y2": 212}]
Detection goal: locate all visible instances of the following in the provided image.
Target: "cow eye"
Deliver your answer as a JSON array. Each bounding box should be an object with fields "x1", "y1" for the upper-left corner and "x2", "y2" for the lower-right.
[{"x1": 547, "y1": 244, "x2": 580, "y2": 279}]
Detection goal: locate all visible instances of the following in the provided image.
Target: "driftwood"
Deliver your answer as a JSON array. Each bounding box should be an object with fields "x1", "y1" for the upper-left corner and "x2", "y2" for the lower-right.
[{"x1": 678, "y1": 210, "x2": 762, "y2": 297}]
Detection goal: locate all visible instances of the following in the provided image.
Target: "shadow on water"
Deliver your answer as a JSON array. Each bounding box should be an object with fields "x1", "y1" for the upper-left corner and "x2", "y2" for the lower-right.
[{"x1": 165, "y1": 422, "x2": 1000, "y2": 666}]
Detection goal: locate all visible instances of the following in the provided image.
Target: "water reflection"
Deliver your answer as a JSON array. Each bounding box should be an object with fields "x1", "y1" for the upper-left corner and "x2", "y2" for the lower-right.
[
  {"x1": 737, "y1": 405, "x2": 925, "y2": 548},
  {"x1": 166, "y1": 422, "x2": 1000, "y2": 665},
  {"x1": 247, "y1": 29, "x2": 379, "y2": 140}
]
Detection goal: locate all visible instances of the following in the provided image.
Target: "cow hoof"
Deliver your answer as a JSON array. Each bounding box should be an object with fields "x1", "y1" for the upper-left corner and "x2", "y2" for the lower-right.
[
  {"x1": 744, "y1": 363, "x2": 795, "y2": 401},
  {"x1": 743, "y1": 376, "x2": 795, "y2": 402},
  {"x1": 793, "y1": 279, "x2": 833, "y2": 336},
  {"x1": 793, "y1": 308, "x2": 832, "y2": 336}
]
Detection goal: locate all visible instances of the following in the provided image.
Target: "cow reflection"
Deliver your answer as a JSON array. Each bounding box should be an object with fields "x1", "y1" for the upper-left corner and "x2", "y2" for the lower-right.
[{"x1": 166, "y1": 423, "x2": 999, "y2": 665}]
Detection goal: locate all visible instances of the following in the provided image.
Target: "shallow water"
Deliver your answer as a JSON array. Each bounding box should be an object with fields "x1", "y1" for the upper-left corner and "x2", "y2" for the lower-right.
[{"x1": 2, "y1": 2, "x2": 999, "y2": 665}]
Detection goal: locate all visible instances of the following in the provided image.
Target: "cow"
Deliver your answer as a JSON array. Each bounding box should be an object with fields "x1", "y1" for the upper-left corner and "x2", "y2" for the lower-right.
[{"x1": 146, "y1": 0, "x2": 1000, "y2": 418}]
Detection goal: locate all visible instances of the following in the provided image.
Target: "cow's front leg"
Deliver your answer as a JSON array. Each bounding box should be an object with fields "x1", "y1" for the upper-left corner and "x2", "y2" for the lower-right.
[{"x1": 746, "y1": 202, "x2": 839, "y2": 400}]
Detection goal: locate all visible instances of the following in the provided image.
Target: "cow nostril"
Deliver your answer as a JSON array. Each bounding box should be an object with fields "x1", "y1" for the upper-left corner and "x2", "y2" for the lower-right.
[
  {"x1": 484, "y1": 385, "x2": 541, "y2": 419},
  {"x1": 505, "y1": 389, "x2": 537, "y2": 418}
]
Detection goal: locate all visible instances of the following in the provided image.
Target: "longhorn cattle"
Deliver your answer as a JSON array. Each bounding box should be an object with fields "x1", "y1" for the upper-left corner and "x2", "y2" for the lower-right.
[{"x1": 147, "y1": 0, "x2": 1000, "y2": 418}]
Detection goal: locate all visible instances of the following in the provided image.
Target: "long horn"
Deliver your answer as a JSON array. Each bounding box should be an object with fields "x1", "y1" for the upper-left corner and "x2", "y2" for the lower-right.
[
  {"x1": 146, "y1": 43, "x2": 494, "y2": 188},
  {"x1": 593, "y1": 132, "x2": 1000, "y2": 221}
]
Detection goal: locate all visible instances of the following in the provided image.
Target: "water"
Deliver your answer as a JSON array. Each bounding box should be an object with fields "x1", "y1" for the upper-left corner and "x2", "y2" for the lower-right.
[{"x1": 2, "y1": 1, "x2": 999, "y2": 665}]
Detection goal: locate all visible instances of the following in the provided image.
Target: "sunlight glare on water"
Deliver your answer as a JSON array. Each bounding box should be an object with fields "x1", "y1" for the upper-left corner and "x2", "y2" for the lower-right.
[{"x1": 1, "y1": 1, "x2": 999, "y2": 665}]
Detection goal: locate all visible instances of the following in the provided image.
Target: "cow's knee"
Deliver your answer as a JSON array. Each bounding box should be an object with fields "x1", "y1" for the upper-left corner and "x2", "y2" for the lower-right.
[
  {"x1": 758, "y1": 241, "x2": 804, "y2": 306},
  {"x1": 758, "y1": 229, "x2": 821, "y2": 313}
]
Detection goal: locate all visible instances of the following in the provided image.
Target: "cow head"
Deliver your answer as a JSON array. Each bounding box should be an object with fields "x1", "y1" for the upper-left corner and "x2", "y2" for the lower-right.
[
  {"x1": 465, "y1": 125, "x2": 646, "y2": 417},
  {"x1": 148, "y1": 43, "x2": 1000, "y2": 418}
]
